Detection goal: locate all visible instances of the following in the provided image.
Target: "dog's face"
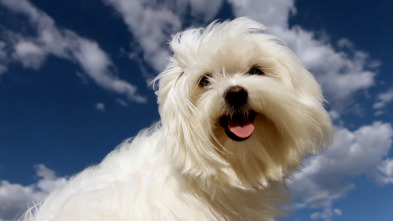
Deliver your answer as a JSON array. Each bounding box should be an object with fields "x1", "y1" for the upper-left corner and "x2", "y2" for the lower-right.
[{"x1": 156, "y1": 18, "x2": 332, "y2": 189}]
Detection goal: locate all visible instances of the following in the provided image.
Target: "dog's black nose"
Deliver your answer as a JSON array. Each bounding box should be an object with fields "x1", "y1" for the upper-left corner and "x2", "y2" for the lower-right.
[{"x1": 224, "y1": 86, "x2": 248, "y2": 107}]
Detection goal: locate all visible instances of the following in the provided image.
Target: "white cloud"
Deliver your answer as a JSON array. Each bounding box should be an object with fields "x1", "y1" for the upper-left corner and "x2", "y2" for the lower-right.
[
  {"x1": 95, "y1": 102, "x2": 105, "y2": 111},
  {"x1": 288, "y1": 122, "x2": 393, "y2": 215},
  {"x1": 189, "y1": 0, "x2": 224, "y2": 22},
  {"x1": 0, "y1": 41, "x2": 8, "y2": 75},
  {"x1": 116, "y1": 98, "x2": 129, "y2": 107},
  {"x1": 0, "y1": 165, "x2": 67, "y2": 221},
  {"x1": 310, "y1": 208, "x2": 342, "y2": 221},
  {"x1": 373, "y1": 89, "x2": 393, "y2": 109},
  {"x1": 373, "y1": 102, "x2": 384, "y2": 110},
  {"x1": 337, "y1": 38, "x2": 354, "y2": 50},
  {"x1": 229, "y1": 0, "x2": 296, "y2": 28},
  {"x1": 13, "y1": 41, "x2": 47, "y2": 69},
  {"x1": 102, "y1": 0, "x2": 182, "y2": 72},
  {"x1": 73, "y1": 39, "x2": 146, "y2": 102},
  {"x1": 0, "y1": 0, "x2": 146, "y2": 103},
  {"x1": 102, "y1": 0, "x2": 223, "y2": 74},
  {"x1": 377, "y1": 158, "x2": 393, "y2": 184},
  {"x1": 276, "y1": 27, "x2": 376, "y2": 106},
  {"x1": 333, "y1": 208, "x2": 342, "y2": 216},
  {"x1": 328, "y1": 111, "x2": 340, "y2": 121}
]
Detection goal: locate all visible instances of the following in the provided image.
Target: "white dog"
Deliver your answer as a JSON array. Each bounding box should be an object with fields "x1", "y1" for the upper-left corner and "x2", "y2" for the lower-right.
[{"x1": 22, "y1": 18, "x2": 333, "y2": 221}]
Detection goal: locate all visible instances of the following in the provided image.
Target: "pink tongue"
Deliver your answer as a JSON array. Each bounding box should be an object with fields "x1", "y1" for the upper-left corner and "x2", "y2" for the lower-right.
[{"x1": 227, "y1": 117, "x2": 255, "y2": 138}]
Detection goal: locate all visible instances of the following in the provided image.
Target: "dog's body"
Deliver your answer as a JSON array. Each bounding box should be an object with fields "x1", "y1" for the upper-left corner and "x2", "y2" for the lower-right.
[{"x1": 23, "y1": 18, "x2": 332, "y2": 221}]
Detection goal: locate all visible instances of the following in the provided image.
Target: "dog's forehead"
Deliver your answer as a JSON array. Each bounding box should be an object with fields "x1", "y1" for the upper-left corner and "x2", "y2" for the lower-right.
[
  {"x1": 171, "y1": 33, "x2": 281, "y2": 76},
  {"x1": 189, "y1": 43, "x2": 274, "y2": 76},
  {"x1": 182, "y1": 40, "x2": 267, "y2": 72}
]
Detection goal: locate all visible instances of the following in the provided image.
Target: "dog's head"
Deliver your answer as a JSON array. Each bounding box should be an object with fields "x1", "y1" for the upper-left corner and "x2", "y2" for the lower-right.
[{"x1": 155, "y1": 18, "x2": 333, "y2": 189}]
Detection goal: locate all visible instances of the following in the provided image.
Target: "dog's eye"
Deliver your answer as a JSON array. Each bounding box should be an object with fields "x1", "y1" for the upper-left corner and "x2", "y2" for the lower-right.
[
  {"x1": 248, "y1": 66, "x2": 264, "y2": 76},
  {"x1": 198, "y1": 74, "x2": 212, "y2": 88}
]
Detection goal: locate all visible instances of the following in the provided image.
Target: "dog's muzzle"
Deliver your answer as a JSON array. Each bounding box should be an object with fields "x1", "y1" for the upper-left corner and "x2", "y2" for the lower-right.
[{"x1": 220, "y1": 86, "x2": 256, "y2": 142}]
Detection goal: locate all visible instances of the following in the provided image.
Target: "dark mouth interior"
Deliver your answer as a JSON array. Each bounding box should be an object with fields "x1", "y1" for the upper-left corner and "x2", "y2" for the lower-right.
[{"x1": 220, "y1": 110, "x2": 257, "y2": 142}]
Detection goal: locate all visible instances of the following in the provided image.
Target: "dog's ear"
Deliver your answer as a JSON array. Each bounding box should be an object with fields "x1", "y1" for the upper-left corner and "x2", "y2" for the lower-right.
[
  {"x1": 290, "y1": 63, "x2": 333, "y2": 150},
  {"x1": 153, "y1": 59, "x2": 183, "y2": 108},
  {"x1": 154, "y1": 61, "x2": 227, "y2": 178}
]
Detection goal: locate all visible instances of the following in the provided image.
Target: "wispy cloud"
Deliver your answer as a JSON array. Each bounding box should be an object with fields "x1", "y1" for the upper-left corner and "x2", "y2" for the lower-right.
[
  {"x1": 0, "y1": 165, "x2": 66, "y2": 220},
  {"x1": 373, "y1": 89, "x2": 393, "y2": 115},
  {"x1": 229, "y1": 0, "x2": 296, "y2": 29},
  {"x1": 12, "y1": 41, "x2": 47, "y2": 70},
  {"x1": 102, "y1": 0, "x2": 223, "y2": 79},
  {"x1": 377, "y1": 158, "x2": 393, "y2": 184},
  {"x1": 288, "y1": 122, "x2": 393, "y2": 220},
  {"x1": 310, "y1": 208, "x2": 343, "y2": 221},
  {"x1": 278, "y1": 28, "x2": 376, "y2": 108},
  {"x1": 115, "y1": 98, "x2": 129, "y2": 107},
  {"x1": 0, "y1": 0, "x2": 146, "y2": 103},
  {"x1": 0, "y1": 41, "x2": 8, "y2": 74},
  {"x1": 95, "y1": 102, "x2": 106, "y2": 111},
  {"x1": 102, "y1": 0, "x2": 182, "y2": 73}
]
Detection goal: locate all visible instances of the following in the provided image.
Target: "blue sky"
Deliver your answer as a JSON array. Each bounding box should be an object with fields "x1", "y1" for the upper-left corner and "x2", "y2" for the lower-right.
[{"x1": 0, "y1": 0, "x2": 392, "y2": 220}]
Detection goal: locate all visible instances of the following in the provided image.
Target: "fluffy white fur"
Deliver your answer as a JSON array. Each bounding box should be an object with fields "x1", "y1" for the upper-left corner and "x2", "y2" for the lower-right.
[{"x1": 22, "y1": 18, "x2": 333, "y2": 221}]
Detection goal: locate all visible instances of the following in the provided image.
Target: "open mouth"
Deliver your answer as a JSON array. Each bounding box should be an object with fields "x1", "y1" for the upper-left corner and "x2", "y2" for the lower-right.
[{"x1": 220, "y1": 110, "x2": 257, "y2": 141}]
